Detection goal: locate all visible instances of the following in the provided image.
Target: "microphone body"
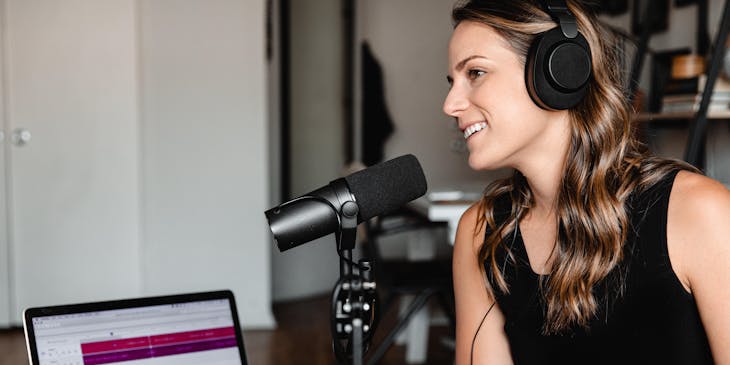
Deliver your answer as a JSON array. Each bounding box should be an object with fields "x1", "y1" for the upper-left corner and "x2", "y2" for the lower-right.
[
  {"x1": 265, "y1": 154, "x2": 427, "y2": 252},
  {"x1": 266, "y1": 179, "x2": 352, "y2": 252}
]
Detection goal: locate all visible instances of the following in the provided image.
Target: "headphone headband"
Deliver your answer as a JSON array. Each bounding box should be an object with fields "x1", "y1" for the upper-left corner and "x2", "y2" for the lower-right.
[{"x1": 540, "y1": 0, "x2": 578, "y2": 38}]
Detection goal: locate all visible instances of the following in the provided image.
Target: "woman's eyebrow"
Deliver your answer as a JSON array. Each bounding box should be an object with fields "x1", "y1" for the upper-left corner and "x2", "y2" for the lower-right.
[{"x1": 454, "y1": 55, "x2": 488, "y2": 71}]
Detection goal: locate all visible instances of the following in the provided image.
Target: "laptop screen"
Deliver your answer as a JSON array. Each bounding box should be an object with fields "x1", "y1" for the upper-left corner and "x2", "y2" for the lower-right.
[{"x1": 23, "y1": 291, "x2": 247, "y2": 365}]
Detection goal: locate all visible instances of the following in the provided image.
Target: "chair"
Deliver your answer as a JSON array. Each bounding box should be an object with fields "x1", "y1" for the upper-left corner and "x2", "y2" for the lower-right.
[{"x1": 362, "y1": 208, "x2": 456, "y2": 365}]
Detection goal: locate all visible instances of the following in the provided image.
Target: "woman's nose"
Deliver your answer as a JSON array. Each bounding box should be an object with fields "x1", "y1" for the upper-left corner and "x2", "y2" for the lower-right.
[{"x1": 443, "y1": 86, "x2": 469, "y2": 117}]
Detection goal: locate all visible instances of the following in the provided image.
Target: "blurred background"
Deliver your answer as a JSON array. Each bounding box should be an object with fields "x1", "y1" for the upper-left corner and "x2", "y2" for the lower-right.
[{"x1": 1, "y1": 0, "x2": 730, "y2": 364}]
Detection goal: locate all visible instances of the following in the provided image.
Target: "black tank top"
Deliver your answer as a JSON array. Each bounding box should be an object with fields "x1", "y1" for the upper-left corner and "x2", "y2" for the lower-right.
[{"x1": 485, "y1": 170, "x2": 714, "y2": 364}]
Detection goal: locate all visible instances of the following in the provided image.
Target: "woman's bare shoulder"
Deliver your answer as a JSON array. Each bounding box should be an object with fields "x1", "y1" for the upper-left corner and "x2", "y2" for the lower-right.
[
  {"x1": 455, "y1": 201, "x2": 486, "y2": 255},
  {"x1": 670, "y1": 170, "x2": 730, "y2": 223},
  {"x1": 668, "y1": 170, "x2": 730, "y2": 289}
]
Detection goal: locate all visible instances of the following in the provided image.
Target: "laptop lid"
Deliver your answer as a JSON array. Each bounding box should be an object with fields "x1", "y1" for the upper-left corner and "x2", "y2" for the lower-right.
[{"x1": 23, "y1": 290, "x2": 248, "y2": 365}]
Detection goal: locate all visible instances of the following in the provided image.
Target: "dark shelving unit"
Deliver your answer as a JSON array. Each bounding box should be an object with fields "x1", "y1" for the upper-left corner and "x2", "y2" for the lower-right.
[{"x1": 630, "y1": 0, "x2": 730, "y2": 170}]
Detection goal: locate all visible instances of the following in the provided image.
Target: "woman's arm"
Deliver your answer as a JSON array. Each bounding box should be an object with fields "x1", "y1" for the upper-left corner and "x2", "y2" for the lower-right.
[
  {"x1": 453, "y1": 203, "x2": 513, "y2": 365},
  {"x1": 668, "y1": 171, "x2": 730, "y2": 364}
]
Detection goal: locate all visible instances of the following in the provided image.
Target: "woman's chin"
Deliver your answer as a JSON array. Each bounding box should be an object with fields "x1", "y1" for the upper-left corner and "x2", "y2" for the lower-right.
[
  {"x1": 468, "y1": 153, "x2": 495, "y2": 171},
  {"x1": 467, "y1": 150, "x2": 510, "y2": 171}
]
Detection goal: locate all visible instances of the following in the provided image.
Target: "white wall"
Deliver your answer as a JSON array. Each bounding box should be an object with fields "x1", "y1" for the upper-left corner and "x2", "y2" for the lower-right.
[
  {"x1": 140, "y1": 0, "x2": 274, "y2": 328},
  {"x1": 271, "y1": 0, "x2": 345, "y2": 302}
]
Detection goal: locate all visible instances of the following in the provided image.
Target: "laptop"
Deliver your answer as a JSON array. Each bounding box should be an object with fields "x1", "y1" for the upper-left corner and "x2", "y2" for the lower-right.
[{"x1": 23, "y1": 290, "x2": 248, "y2": 365}]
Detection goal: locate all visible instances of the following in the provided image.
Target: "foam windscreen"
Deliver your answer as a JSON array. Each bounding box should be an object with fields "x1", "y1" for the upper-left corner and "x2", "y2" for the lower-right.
[{"x1": 344, "y1": 154, "x2": 427, "y2": 221}]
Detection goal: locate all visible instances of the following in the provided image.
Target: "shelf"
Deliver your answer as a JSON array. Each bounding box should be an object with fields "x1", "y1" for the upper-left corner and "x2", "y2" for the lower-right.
[{"x1": 635, "y1": 110, "x2": 730, "y2": 122}]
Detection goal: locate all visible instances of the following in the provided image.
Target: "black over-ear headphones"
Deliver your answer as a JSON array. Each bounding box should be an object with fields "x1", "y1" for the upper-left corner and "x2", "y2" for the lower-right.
[{"x1": 526, "y1": 0, "x2": 592, "y2": 110}]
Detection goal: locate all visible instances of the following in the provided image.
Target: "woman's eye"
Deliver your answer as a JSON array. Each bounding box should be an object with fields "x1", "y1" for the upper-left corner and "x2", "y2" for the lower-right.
[{"x1": 467, "y1": 69, "x2": 486, "y2": 80}]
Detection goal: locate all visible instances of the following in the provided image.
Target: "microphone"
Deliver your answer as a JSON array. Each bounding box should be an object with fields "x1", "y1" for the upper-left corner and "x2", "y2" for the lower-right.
[{"x1": 265, "y1": 154, "x2": 427, "y2": 252}]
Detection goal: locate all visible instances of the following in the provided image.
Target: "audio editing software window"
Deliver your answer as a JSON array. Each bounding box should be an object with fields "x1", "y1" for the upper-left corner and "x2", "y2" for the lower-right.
[{"x1": 31, "y1": 299, "x2": 243, "y2": 365}]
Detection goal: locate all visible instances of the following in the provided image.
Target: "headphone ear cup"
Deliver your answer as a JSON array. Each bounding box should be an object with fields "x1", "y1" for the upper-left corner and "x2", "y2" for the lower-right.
[{"x1": 526, "y1": 27, "x2": 592, "y2": 110}]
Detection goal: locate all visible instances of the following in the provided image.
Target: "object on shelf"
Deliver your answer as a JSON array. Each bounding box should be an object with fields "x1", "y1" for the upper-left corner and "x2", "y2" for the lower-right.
[
  {"x1": 664, "y1": 74, "x2": 730, "y2": 95},
  {"x1": 635, "y1": 110, "x2": 730, "y2": 122},
  {"x1": 661, "y1": 73, "x2": 730, "y2": 112},
  {"x1": 671, "y1": 54, "x2": 705, "y2": 79},
  {"x1": 661, "y1": 99, "x2": 730, "y2": 113},
  {"x1": 649, "y1": 48, "x2": 692, "y2": 112}
]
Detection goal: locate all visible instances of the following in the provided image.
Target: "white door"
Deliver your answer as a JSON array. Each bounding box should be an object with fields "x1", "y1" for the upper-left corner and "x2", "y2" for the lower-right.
[{"x1": 4, "y1": 0, "x2": 141, "y2": 323}]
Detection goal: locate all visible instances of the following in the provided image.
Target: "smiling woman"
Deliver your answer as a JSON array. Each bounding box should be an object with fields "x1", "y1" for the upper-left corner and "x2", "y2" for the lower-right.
[{"x1": 444, "y1": 1, "x2": 730, "y2": 365}]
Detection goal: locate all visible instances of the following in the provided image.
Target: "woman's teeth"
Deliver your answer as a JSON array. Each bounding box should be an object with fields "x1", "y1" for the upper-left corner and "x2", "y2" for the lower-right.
[{"x1": 463, "y1": 122, "x2": 487, "y2": 139}]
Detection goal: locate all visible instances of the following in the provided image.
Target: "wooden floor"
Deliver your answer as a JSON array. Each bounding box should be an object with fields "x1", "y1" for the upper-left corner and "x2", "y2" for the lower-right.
[{"x1": 0, "y1": 295, "x2": 453, "y2": 365}]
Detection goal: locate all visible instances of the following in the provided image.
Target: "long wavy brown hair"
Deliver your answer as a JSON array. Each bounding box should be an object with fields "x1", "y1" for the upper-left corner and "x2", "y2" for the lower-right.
[{"x1": 452, "y1": 0, "x2": 699, "y2": 334}]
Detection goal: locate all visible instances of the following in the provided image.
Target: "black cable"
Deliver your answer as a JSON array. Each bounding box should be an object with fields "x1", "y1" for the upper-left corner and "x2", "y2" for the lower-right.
[
  {"x1": 470, "y1": 301, "x2": 496, "y2": 365},
  {"x1": 337, "y1": 249, "x2": 369, "y2": 271}
]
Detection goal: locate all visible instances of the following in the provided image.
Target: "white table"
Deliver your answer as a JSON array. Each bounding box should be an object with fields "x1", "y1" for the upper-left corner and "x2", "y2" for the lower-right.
[
  {"x1": 396, "y1": 192, "x2": 477, "y2": 363},
  {"x1": 409, "y1": 194, "x2": 477, "y2": 245}
]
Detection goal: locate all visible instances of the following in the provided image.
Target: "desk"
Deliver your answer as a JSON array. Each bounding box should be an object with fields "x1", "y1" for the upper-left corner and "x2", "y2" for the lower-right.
[
  {"x1": 408, "y1": 195, "x2": 477, "y2": 245},
  {"x1": 397, "y1": 193, "x2": 478, "y2": 363}
]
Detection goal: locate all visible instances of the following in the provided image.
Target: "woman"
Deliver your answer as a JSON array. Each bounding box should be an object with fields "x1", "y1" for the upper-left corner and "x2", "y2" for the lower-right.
[{"x1": 444, "y1": 1, "x2": 730, "y2": 364}]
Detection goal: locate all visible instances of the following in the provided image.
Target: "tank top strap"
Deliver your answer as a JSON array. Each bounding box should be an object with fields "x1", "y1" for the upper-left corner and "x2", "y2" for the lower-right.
[
  {"x1": 483, "y1": 193, "x2": 540, "y2": 321},
  {"x1": 628, "y1": 168, "x2": 683, "y2": 286}
]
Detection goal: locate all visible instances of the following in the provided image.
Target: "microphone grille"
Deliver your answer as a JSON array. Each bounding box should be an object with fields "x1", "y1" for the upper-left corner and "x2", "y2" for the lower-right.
[{"x1": 344, "y1": 154, "x2": 427, "y2": 221}]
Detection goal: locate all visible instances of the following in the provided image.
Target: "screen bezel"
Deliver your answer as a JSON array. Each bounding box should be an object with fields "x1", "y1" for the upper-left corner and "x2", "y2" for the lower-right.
[{"x1": 22, "y1": 290, "x2": 247, "y2": 365}]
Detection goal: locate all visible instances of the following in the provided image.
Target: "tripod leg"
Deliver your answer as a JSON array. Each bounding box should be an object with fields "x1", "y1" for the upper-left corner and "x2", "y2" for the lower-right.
[
  {"x1": 436, "y1": 291, "x2": 456, "y2": 334},
  {"x1": 366, "y1": 289, "x2": 436, "y2": 365}
]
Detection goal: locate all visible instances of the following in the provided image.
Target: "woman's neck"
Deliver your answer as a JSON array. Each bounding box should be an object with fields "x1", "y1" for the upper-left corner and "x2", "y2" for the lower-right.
[
  {"x1": 516, "y1": 115, "x2": 571, "y2": 216},
  {"x1": 524, "y1": 171, "x2": 560, "y2": 219}
]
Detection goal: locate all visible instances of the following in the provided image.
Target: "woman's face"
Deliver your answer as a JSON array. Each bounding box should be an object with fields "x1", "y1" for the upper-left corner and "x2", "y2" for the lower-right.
[{"x1": 444, "y1": 21, "x2": 565, "y2": 172}]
